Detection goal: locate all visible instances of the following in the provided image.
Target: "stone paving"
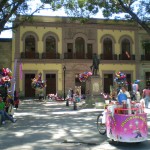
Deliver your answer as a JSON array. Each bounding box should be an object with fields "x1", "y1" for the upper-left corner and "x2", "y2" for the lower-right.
[{"x1": 0, "y1": 99, "x2": 150, "y2": 150}]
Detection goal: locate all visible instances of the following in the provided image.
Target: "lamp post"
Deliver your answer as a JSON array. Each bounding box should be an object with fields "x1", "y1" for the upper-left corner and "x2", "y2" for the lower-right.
[{"x1": 63, "y1": 66, "x2": 69, "y2": 106}]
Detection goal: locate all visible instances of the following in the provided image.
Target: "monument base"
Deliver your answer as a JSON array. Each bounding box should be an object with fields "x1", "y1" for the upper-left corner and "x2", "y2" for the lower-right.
[{"x1": 85, "y1": 75, "x2": 105, "y2": 108}]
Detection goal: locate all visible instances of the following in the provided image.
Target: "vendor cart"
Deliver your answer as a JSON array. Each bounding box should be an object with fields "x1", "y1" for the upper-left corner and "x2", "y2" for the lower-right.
[{"x1": 97, "y1": 101, "x2": 148, "y2": 143}]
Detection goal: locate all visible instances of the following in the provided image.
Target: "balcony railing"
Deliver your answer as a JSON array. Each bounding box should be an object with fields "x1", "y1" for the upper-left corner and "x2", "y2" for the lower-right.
[
  {"x1": 21, "y1": 52, "x2": 39, "y2": 59},
  {"x1": 42, "y1": 52, "x2": 60, "y2": 59},
  {"x1": 100, "y1": 54, "x2": 117, "y2": 60},
  {"x1": 64, "y1": 53, "x2": 92, "y2": 59},
  {"x1": 119, "y1": 54, "x2": 135, "y2": 60},
  {"x1": 141, "y1": 55, "x2": 150, "y2": 61},
  {"x1": 64, "y1": 52, "x2": 73, "y2": 59},
  {"x1": 86, "y1": 53, "x2": 93, "y2": 59}
]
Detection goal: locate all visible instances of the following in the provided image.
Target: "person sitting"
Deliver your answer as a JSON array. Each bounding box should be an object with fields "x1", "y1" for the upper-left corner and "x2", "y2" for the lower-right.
[{"x1": 0, "y1": 96, "x2": 17, "y2": 125}]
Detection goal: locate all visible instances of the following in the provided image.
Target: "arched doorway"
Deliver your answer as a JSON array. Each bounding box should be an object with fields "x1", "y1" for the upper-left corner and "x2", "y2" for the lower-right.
[{"x1": 75, "y1": 37, "x2": 85, "y2": 59}]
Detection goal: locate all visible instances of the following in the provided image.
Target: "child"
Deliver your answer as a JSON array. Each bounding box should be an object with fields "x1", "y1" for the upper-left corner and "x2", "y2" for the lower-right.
[{"x1": 14, "y1": 90, "x2": 19, "y2": 110}]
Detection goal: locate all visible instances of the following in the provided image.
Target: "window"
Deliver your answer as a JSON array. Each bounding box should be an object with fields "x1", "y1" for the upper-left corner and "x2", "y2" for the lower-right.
[
  {"x1": 67, "y1": 43, "x2": 73, "y2": 53},
  {"x1": 46, "y1": 36, "x2": 56, "y2": 52},
  {"x1": 103, "y1": 38, "x2": 113, "y2": 59},
  {"x1": 121, "y1": 39, "x2": 130, "y2": 60},
  {"x1": 25, "y1": 35, "x2": 35, "y2": 52},
  {"x1": 87, "y1": 44, "x2": 93, "y2": 59},
  {"x1": 75, "y1": 37, "x2": 85, "y2": 58},
  {"x1": 142, "y1": 41, "x2": 150, "y2": 60},
  {"x1": 146, "y1": 72, "x2": 150, "y2": 87}
]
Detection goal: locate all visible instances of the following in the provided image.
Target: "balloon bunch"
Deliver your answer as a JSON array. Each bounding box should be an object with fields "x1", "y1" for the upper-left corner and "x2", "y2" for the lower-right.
[
  {"x1": 134, "y1": 79, "x2": 141, "y2": 84},
  {"x1": 31, "y1": 73, "x2": 46, "y2": 89},
  {"x1": 0, "y1": 68, "x2": 13, "y2": 88},
  {"x1": 79, "y1": 71, "x2": 92, "y2": 82},
  {"x1": 114, "y1": 72, "x2": 127, "y2": 86}
]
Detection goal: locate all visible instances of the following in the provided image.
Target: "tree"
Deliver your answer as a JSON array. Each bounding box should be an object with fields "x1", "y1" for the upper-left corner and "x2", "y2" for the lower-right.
[
  {"x1": 43, "y1": 0, "x2": 150, "y2": 36},
  {"x1": 0, "y1": 0, "x2": 56, "y2": 34},
  {"x1": 1, "y1": 0, "x2": 150, "y2": 36}
]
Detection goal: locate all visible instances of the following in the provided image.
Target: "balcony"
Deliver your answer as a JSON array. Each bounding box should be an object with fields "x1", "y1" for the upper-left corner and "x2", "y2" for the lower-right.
[
  {"x1": 64, "y1": 52, "x2": 73, "y2": 59},
  {"x1": 119, "y1": 54, "x2": 135, "y2": 60},
  {"x1": 86, "y1": 53, "x2": 93, "y2": 59},
  {"x1": 100, "y1": 54, "x2": 117, "y2": 60},
  {"x1": 64, "y1": 52, "x2": 92, "y2": 59},
  {"x1": 42, "y1": 52, "x2": 60, "y2": 59},
  {"x1": 141, "y1": 55, "x2": 150, "y2": 61},
  {"x1": 21, "y1": 52, "x2": 39, "y2": 59}
]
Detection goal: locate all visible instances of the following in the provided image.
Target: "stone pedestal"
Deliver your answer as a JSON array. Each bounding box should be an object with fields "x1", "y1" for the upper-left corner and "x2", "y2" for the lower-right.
[{"x1": 86, "y1": 75, "x2": 105, "y2": 108}]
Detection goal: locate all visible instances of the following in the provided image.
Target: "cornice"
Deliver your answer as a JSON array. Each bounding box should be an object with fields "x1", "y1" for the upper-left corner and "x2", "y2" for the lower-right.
[{"x1": 20, "y1": 21, "x2": 137, "y2": 31}]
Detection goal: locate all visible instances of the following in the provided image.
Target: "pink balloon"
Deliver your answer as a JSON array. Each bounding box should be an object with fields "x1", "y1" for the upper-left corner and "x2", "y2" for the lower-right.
[{"x1": 88, "y1": 72, "x2": 92, "y2": 76}]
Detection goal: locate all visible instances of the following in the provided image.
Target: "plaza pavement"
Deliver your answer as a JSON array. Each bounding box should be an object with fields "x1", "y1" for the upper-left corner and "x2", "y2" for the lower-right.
[{"x1": 0, "y1": 99, "x2": 150, "y2": 150}]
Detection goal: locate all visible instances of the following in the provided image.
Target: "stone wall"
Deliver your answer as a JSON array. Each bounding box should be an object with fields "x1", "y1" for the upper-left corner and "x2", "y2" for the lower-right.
[{"x1": 0, "y1": 38, "x2": 12, "y2": 69}]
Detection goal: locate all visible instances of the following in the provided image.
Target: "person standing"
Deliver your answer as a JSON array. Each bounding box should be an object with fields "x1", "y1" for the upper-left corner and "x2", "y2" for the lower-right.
[
  {"x1": 118, "y1": 86, "x2": 131, "y2": 99},
  {"x1": 142, "y1": 87, "x2": 150, "y2": 108},
  {"x1": 14, "y1": 90, "x2": 19, "y2": 110},
  {"x1": 136, "y1": 89, "x2": 141, "y2": 102}
]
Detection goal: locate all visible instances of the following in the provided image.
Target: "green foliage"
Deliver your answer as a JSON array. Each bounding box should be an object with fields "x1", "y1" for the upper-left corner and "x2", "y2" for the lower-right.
[
  {"x1": 0, "y1": 0, "x2": 45, "y2": 32},
  {"x1": 1, "y1": 0, "x2": 150, "y2": 36},
  {"x1": 58, "y1": 0, "x2": 150, "y2": 35}
]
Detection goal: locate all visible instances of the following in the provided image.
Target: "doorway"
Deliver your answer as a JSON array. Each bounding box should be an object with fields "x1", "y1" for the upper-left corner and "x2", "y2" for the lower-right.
[
  {"x1": 145, "y1": 72, "x2": 150, "y2": 87},
  {"x1": 46, "y1": 74, "x2": 56, "y2": 95},
  {"x1": 104, "y1": 74, "x2": 113, "y2": 94},
  {"x1": 25, "y1": 74, "x2": 35, "y2": 97}
]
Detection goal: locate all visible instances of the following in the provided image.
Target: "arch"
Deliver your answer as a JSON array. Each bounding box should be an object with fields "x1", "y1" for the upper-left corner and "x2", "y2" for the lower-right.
[
  {"x1": 100, "y1": 34, "x2": 116, "y2": 44},
  {"x1": 119, "y1": 35, "x2": 133, "y2": 60},
  {"x1": 42, "y1": 31, "x2": 59, "y2": 42},
  {"x1": 45, "y1": 36, "x2": 56, "y2": 52},
  {"x1": 22, "y1": 31, "x2": 39, "y2": 52},
  {"x1": 42, "y1": 31, "x2": 59, "y2": 53},
  {"x1": 119, "y1": 35, "x2": 133, "y2": 44},
  {"x1": 75, "y1": 37, "x2": 85, "y2": 59},
  {"x1": 100, "y1": 34, "x2": 116, "y2": 59},
  {"x1": 73, "y1": 32, "x2": 87, "y2": 41},
  {"x1": 21, "y1": 31, "x2": 39, "y2": 41},
  {"x1": 72, "y1": 33, "x2": 88, "y2": 58}
]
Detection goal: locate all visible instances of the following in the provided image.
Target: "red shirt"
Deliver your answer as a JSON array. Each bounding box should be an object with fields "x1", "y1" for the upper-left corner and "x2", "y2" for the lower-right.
[{"x1": 143, "y1": 89, "x2": 150, "y2": 97}]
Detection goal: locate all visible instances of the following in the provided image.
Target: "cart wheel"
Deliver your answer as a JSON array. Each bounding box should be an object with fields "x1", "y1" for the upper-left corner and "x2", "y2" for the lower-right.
[
  {"x1": 108, "y1": 139, "x2": 119, "y2": 145},
  {"x1": 97, "y1": 114, "x2": 106, "y2": 135}
]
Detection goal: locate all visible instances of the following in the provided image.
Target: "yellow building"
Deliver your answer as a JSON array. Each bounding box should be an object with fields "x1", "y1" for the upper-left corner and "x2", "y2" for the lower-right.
[
  {"x1": 11, "y1": 16, "x2": 149, "y2": 98},
  {"x1": 138, "y1": 28, "x2": 150, "y2": 90}
]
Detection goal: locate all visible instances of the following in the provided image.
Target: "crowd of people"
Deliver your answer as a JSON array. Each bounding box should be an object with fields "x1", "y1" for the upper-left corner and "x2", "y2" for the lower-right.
[
  {"x1": 0, "y1": 90, "x2": 19, "y2": 125},
  {"x1": 117, "y1": 86, "x2": 150, "y2": 108}
]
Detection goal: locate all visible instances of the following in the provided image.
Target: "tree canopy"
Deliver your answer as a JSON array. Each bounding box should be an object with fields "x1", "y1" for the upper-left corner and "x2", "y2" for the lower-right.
[
  {"x1": 0, "y1": 0, "x2": 48, "y2": 34},
  {"x1": 43, "y1": 0, "x2": 150, "y2": 36},
  {"x1": 0, "y1": 0, "x2": 150, "y2": 36}
]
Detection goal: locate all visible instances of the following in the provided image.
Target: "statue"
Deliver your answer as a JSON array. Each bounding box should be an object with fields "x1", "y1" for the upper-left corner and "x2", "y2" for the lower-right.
[{"x1": 90, "y1": 53, "x2": 100, "y2": 76}]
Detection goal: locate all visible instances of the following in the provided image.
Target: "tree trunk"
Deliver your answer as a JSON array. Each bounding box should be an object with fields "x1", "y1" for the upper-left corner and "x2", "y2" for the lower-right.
[{"x1": 118, "y1": 0, "x2": 150, "y2": 36}]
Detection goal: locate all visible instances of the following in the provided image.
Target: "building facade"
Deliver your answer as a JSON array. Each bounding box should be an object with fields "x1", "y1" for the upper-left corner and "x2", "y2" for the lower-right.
[
  {"x1": 11, "y1": 16, "x2": 150, "y2": 98},
  {"x1": 138, "y1": 28, "x2": 150, "y2": 89},
  {"x1": 0, "y1": 38, "x2": 12, "y2": 69}
]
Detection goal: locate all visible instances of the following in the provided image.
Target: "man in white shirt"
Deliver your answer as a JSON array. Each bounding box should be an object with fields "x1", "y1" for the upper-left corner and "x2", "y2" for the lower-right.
[{"x1": 118, "y1": 86, "x2": 131, "y2": 99}]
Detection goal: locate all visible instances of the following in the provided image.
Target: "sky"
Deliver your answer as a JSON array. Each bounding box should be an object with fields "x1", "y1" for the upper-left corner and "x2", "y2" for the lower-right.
[
  {"x1": 1, "y1": 0, "x2": 137, "y2": 39},
  {"x1": 0, "y1": 0, "x2": 104, "y2": 38},
  {"x1": 0, "y1": 8, "x2": 68, "y2": 38}
]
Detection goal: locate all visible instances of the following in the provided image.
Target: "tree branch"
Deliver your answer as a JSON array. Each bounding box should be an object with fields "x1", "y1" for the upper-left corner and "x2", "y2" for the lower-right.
[{"x1": 118, "y1": 0, "x2": 150, "y2": 36}]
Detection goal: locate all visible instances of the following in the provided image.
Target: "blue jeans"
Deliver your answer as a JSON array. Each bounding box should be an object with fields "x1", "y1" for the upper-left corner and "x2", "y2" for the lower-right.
[
  {"x1": 0, "y1": 110, "x2": 14, "y2": 122},
  {"x1": 144, "y1": 96, "x2": 150, "y2": 108}
]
